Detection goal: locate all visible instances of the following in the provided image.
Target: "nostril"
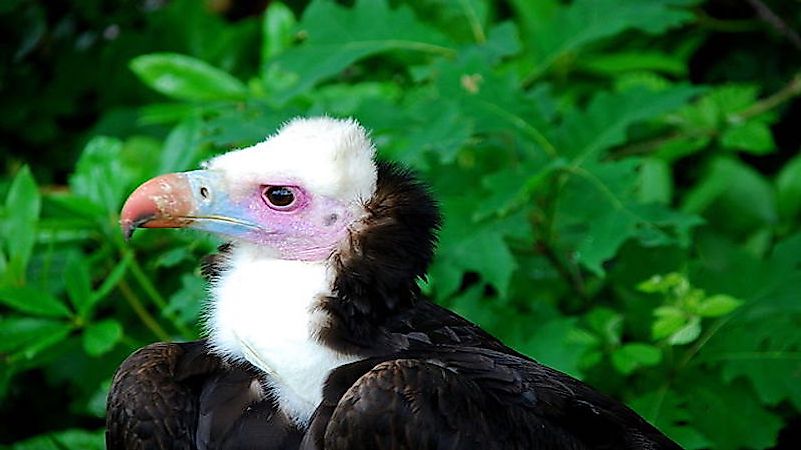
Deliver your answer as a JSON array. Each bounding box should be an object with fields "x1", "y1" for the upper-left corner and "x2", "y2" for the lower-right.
[{"x1": 200, "y1": 187, "x2": 209, "y2": 199}]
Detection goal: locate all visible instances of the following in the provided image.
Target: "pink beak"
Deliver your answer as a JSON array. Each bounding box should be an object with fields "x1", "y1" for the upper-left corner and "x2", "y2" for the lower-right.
[{"x1": 120, "y1": 173, "x2": 197, "y2": 239}]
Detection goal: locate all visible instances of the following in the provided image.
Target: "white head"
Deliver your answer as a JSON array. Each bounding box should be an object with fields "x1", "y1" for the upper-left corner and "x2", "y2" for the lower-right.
[{"x1": 120, "y1": 117, "x2": 379, "y2": 261}]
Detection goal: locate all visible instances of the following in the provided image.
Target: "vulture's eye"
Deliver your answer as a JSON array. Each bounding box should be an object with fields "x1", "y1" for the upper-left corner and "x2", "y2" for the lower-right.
[{"x1": 262, "y1": 186, "x2": 296, "y2": 209}]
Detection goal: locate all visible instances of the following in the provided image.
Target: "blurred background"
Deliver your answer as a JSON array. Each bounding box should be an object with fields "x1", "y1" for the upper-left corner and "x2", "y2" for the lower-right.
[{"x1": 1, "y1": 0, "x2": 801, "y2": 448}]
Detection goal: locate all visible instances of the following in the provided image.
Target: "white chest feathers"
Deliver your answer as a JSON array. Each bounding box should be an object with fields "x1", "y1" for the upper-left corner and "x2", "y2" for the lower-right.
[{"x1": 206, "y1": 246, "x2": 360, "y2": 426}]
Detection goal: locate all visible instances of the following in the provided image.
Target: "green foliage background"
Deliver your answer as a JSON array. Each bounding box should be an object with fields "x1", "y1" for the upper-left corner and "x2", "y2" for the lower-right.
[{"x1": 2, "y1": 0, "x2": 801, "y2": 448}]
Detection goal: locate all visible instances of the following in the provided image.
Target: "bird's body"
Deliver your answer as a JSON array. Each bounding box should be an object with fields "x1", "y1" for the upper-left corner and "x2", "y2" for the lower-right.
[{"x1": 107, "y1": 117, "x2": 682, "y2": 450}]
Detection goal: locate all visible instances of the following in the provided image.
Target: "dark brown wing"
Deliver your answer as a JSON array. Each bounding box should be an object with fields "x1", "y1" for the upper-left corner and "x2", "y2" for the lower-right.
[
  {"x1": 304, "y1": 357, "x2": 585, "y2": 450},
  {"x1": 318, "y1": 359, "x2": 509, "y2": 450},
  {"x1": 306, "y1": 349, "x2": 682, "y2": 450},
  {"x1": 442, "y1": 347, "x2": 683, "y2": 450},
  {"x1": 106, "y1": 341, "x2": 218, "y2": 450},
  {"x1": 106, "y1": 340, "x2": 303, "y2": 450}
]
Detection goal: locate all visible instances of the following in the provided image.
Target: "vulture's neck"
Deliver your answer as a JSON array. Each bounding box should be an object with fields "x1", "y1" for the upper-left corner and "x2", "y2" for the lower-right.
[{"x1": 206, "y1": 244, "x2": 359, "y2": 426}]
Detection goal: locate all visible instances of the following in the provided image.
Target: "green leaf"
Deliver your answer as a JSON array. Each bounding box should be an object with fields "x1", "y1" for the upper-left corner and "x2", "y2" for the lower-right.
[
  {"x1": 720, "y1": 121, "x2": 775, "y2": 154},
  {"x1": 2, "y1": 166, "x2": 40, "y2": 283},
  {"x1": 524, "y1": 0, "x2": 697, "y2": 78},
  {"x1": 64, "y1": 254, "x2": 93, "y2": 319},
  {"x1": 89, "y1": 256, "x2": 130, "y2": 307},
  {"x1": 553, "y1": 86, "x2": 699, "y2": 163},
  {"x1": 270, "y1": 0, "x2": 453, "y2": 101},
  {"x1": 638, "y1": 272, "x2": 688, "y2": 295},
  {"x1": 520, "y1": 317, "x2": 598, "y2": 378},
  {"x1": 611, "y1": 343, "x2": 662, "y2": 375},
  {"x1": 638, "y1": 157, "x2": 672, "y2": 204},
  {"x1": 576, "y1": 207, "x2": 638, "y2": 276},
  {"x1": 0, "y1": 317, "x2": 72, "y2": 357},
  {"x1": 557, "y1": 160, "x2": 700, "y2": 275},
  {"x1": 70, "y1": 136, "x2": 127, "y2": 215},
  {"x1": 584, "y1": 307, "x2": 623, "y2": 346},
  {"x1": 695, "y1": 294, "x2": 742, "y2": 317},
  {"x1": 130, "y1": 53, "x2": 248, "y2": 101},
  {"x1": 11, "y1": 429, "x2": 104, "y2": 450},
  {"x1": 159, "y1": 114, "x2": 204, "y2": 174},
  {"x1": 667, "y1": 315, "x2": 701, "y2": 345},
  {"x1": 686, "y1": 379, "x2": 782, "y2": 449},
  {"x1": 579, "y1": 51, "x2": 687, "y2": 76},
  {"x1": 165, "y1": 274, "x2": 206, "y2": 326},
  {"x1": 683, "y1": 157, "x2": 777, "y2": 232},
  {"x1": 261, "y1": 2, "x2": 296, "y2": 63},
  {"x1": 777, "y1": 152, "x2": 801, "y2": 219},
  {"x1": 652, "y1": 306, "x2": 687, "y2": 340},
  {"x1": 433, "y1": 195, "x2": 529, "y2": 298},
  {"x1": 0, "y1": 286, "x2": 71, "y2": 318},
  {"x1": 629, "y1": 390, "x2": 711, "y2": 450},
  {"x1": 700, "y1": 313, "x2": 801, "y2": 410},
  {"x1": 137, "y1": 103, "x2": 201, "y2": 125},
  {"x1": 82, "y1": 319, "x2": 123, "y2": 356}
]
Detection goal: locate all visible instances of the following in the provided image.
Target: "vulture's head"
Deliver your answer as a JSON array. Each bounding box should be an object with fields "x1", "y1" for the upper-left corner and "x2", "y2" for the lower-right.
[{"x1": 121, "y1": 117, "x2": 440, "y2": 311}]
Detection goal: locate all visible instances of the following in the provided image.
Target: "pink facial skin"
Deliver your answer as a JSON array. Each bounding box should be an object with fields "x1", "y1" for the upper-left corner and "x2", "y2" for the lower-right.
[
  {"x1": 120, "y1": 169, "x2": 358, "y2": 262},
  {"x1": 236, "y1": 186, "x2": 356, "y2": 261}
]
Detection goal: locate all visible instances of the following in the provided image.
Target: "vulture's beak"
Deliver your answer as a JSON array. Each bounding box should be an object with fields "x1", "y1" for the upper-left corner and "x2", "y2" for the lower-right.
[{"x1": 120, "y1": 170, "x2": 260, "y2": 240}]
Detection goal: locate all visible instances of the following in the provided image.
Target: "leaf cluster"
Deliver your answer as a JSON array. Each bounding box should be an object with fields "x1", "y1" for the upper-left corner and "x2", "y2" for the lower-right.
[{"x1": 2, "y1": 1, "x2": 801, "y2": 448}]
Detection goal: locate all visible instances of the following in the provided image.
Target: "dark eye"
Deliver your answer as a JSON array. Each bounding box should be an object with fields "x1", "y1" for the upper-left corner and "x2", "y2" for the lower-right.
[{"x1": 263, "y1": 186, "x2": 295, "y2": 208}]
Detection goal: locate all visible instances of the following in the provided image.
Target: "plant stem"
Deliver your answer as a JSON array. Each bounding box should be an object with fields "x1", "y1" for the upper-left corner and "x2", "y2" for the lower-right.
[
  {"x1": 126, "y1": 252, "x2": 194, "y2": 339},
  {"x1": 458, "y1": 0, "x2": 486, "y2": 44},
  {"x1": 118, "y1": 279, "x2": 171, "y2": 342},
  {"x1": 612, "y1": 70, "x2": 801, "y2": 159},
  {"x1": 732, "y1": 71, "x2": 801, "y2": 122},
  {"x1": 533, "y1": 174, "x2": 590, "y2": 301},
  {"x1": 746, "y1": 0, "x2": 801, "y2": 50},
  {"x1": 694, "y1": 8, "x2": 761, "y2": 33}
]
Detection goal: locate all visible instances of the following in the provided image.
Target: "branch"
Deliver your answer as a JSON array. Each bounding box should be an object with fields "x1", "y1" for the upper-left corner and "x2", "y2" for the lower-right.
[
  {"x1": 746, "y1": 0, "x2": 801, "y2": 51},
  {"x1": 126, "y1": 253, "x2": 195, "y2": 339},
  {"x1": 731, "y1": 71, "x2": 801, "y2": 121},
  {"x1": 118, "y1": 279, "x2": 172, "y2": 342}
]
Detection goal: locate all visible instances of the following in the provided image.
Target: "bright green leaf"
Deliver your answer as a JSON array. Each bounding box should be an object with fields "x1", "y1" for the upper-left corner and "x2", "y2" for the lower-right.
[
  {"x1": 0, "y1": 317, "x2": 72, "y2": 353},
  {"x1": 553, "y1": 86, "x2": 699, "y2": 163},
  {"x1": 11, "y1": 429, "x2": 104, "y2": 450},
  {"x1": 695, "y1": 294, "x2": 742, "y2": 318},
  {"x1": 261, "y1": 2, "x2": 296, "y2": 63},
  {"x1": 652, "y1": 306, "x2": 687, "y2": 340},
  {"x1": 70, "y1": 136, "x2": 127, "y2": 215},
  {"x1": 159, "y1": 114, "x2": 204, "y2": 173},
  {"x1": 82, "y1": 319, "x2": 123, "y2": 356},
  {"x1": 64, "y1": 254, "x2": 93, "y2": 319},
  {"x1": 130, "y1": 53, "x2": 248, "y2": 101},
  {"x1": 667, "y1": 315, "x2": 701, "y2": 345},
  {"x1": 683, "y1": 157, "x2": 777, "y2": 232},
  {"x1": 520, "y1": 317, "x2": 598, "y2": 378},
  {"x1": 0, "y1": 286, "x2": 71, "y2": 318},
  {"x1": 777, "y1": 152, "x2": 801, "y2": 219},
  {"x1": 576, "y1": 208, "x2": 638, "y2": 276},
  {"x1": 720, "y1": 121, "x2": 775, "y2": 155},
  {"x1": 2, "y1": 166, "x2": 40, "y2": 283},
  {"x1": 89, "y1": 256, "x2": 130, "y2": 307},
  {"x1": 611, "y1": 343, "x2": 662, "y2": 375},
  {"x1": 524, "y1": 0, "x2": 697, "y2": 79},
  {"x1": 270, "y1": 0, "x2": 453, "y2": 101},
  {"x1": 639, "y1": 157, "x2": 673, "y2": 204},
  {"x1": 580, "y1": 51, "x2": 687, "y2": 76},
  {"x1": 584, "y1": 307, "x2": 623, "y2": 346}
]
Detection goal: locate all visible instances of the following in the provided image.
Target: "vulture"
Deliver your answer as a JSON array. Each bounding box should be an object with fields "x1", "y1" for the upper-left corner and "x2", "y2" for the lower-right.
[{"x1": 107, "y1": 117, "x2": 682, "y2": 450}]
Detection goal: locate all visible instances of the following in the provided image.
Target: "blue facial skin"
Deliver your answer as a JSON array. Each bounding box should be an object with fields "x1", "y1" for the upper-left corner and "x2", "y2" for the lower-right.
[{"x1": 182, "y1": 170, "x2": 264, "y2": 240}]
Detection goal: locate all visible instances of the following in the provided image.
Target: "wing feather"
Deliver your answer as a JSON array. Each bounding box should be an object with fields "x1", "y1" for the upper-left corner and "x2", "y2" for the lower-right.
[{"x1": 106, "y1": 341, "x2": 217, "y2": 450}]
